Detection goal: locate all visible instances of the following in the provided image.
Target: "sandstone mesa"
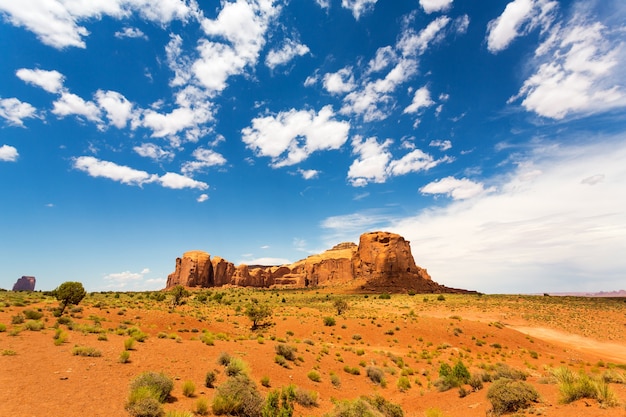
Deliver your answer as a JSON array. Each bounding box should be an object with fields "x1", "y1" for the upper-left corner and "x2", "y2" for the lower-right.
[
  {"x1": 166, "y1": 231, "x2": 471, "y2": 293},
  {"x1": 12, "y1": 275, "x2": 36, "y2": 291}
]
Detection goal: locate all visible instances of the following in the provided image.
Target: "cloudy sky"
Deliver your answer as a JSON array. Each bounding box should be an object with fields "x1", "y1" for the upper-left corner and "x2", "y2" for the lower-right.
[{"x1": 1, "y1": 0, "x2": 625, "y2": 293}]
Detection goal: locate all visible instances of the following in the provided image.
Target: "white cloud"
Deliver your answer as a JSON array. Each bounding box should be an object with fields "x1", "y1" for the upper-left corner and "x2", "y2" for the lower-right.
[
  {"x1": 348, "y1": 136, "x2": 446, "y2": 186},
  {"x1": 398, "y1": 16, "x2": 451, "y2": 57},
  {"x1": 419, "y1": 0, "x2": 453, "y2": 14},
  {"x1": 298, "y1": 168, "x2": 319, "y2": 180},
  {"x1": 114, "y1": 26, "x2": 147, "y2": 40},
  {"x1": 454, "y1": 14, "x2": 470, "y2": 34},
  {"x1": 242, "y1": 105, "x2": 350, "y2": 167},
  {"x1": 367, "y1": 46, "x2": 397, "y2": 74},
  {"x1": 486, "y1": 0, "x2": 558, "y2": 53},
  {"x1": 323, "y1": 67, "x2": 356, "y2": 95},
  {"x1": 429, "y1": 139, "x2": 452, "y2": 151},
  {"x1": 265, "y1": 39, "x2": 310, "y2": 70},
  {"x1": 16, "y1": 68, "x2": 64, "y2": 93},
  {"x1": 510, "y1": 10, "x2": 626, "y2": 119},
  {"x1": 197, "y1": 193, "x2": 209, "y2": 202},
  {"x1": 95, "y1": 90, "x2": 134, "y2": 129},
  {"x1": 0, "y1": 0, "x2": 192, "y2": 49},
  {"x1": 0, "y1": 144, "x2": 19, "y2": 161},
  {"x1": 141, "y1": 106, "x2": 207, "y2": 139},
  {"x1": 52, "y1": 92, "x2": 102, "y2": 124},
  {"x1": 133, "y1": 143, "x2": 174, "y2": 161},
  {"x1": 99, "y1": 267, "x2": 163, "y2": 291},
  {"x1": 181, "y1": 147, "x2": 227, "y2": 175},
  {"x1": 0, "y1": 97, "x2": 38, "y2": 126},
  {"x1": 315, "y1": 0, "x2": 330, "y2": 9},
  {"x1": 420, "y1": 176, "x2": 494, "y2": 200},
  {"x1": 404, "y1": 86, "x2": 435, "y2": 114},
  {"x1": 157, "y1": 172, "x2": 209, "y2": 190},
  {"x1": 341, "y1": 0, "x2": 378, "y2": 20},
  {"x1": 73, "y1": 156, "x2": 154, "y2": 186}
]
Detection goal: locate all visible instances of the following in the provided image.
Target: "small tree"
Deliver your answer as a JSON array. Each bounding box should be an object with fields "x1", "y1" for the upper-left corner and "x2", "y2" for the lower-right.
[
  {"x1": 333, "y1": 299, "x2": 349, "y2": 315},
  {"x1": 170, "y1": 285, "x2": 190, "y2": 307},
  {"x1": 55, "y1": 281, "x2": 86, "y2": 314},
  {"x1": 245, "y1": 302, "x2": 272, "y2": 330}
]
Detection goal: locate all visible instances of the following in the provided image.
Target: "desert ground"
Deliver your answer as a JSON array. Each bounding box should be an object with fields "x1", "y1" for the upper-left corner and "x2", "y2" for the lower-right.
[{"x1": 1, "y1": 288, "x2": 625, "y2": 417}]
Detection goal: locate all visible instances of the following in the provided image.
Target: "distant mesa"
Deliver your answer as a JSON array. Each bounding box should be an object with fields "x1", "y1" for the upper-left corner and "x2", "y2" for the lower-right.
[
  {"x1": 12, "y1": 276, "x2": 36, "y2": 291},
  {"x1": 166, "y1": 231, "x2": 473, "y2": 294}
]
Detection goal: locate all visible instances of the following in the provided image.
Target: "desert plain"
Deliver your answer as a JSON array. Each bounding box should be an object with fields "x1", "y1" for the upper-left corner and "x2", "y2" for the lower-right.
[{"x1": 1, "y1": 288, "x2": 625, "y2": 417}]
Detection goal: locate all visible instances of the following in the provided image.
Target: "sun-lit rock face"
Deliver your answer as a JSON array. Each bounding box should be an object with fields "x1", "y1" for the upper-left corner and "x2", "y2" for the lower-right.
[{"x1": 164, "y1": 231, "x2": 470, "y2": 293}]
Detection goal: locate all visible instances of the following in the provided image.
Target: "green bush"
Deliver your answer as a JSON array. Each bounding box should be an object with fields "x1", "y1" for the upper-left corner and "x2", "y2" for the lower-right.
[
  {"x1": 212, "y1": 374, "x2": 263, "y2": 417},
  {"x1": 364, "y1": 394, "x2": 404, "y2": 417},
  {"x1": 205, "y1": 370, "x2": 217, "y2": 388},
  {"x1": 225, "y1": 357, "x2": 249, "y2": 377},
  {"x1": 130, "y1": 372, "x2": 174, "y2": 403},
  {"x1": 23, "y1": 320, "x2": 44, "y2": 331},
  {"x1": 182, "y1": 380, "x2": 195, "y2": 397},
  {"x1": 54, "y1": 281, "x2": 86, "y2": 314},
  {"x1": 260, "y1": 376, "x2": 271, "y2": 387},
  {"x1": 217, "y1": 351, "x2": 232, "y2": 366},
  {"x1": 23, "y1": 309, "x2": 43, "y2": 320},
  {"x1": 307, "y1": 370, "x2": 321, "y2": 382},
  {"x1": 125, "y1": 337, "x2": 136, "y2": 350},
  {"x1": 0, "y1": 323, "x2": 6, "y2": 332},
  {"x1": 262, "y1": 386, "x2": 295, "y2": 417},
  {"x1": 396, "y1": 376, "x2": 411, "y2": 392},
  {"x1": 275, "y1": 343, "x2": 297, "y2": 361},
  {"x1": 487, "y1": 379, "x2": 539, "y2": 415},
  {"x1": 326, "y1": 395, "x2": 403, "y2": 417},
  {"x1": 493, "y1": 363, "x2": 527, "y2": 381},
  {"x1": 552, "y1": 367, "x2": 617, "y2": 406},
  {"x1": 126, "y1": 386, "x2": 164, "y2": 417},
  {"x1": 295, "y1": 387, "x2": 318, "y2": 407},
  {"x1": 323, "y1": 316, "x2": 336, "y2": 326},
  {"x1": 245, "y1": 302, "x2": 273, "y2": 329},
  {"x1": 72, "y1": 346, "x2": 102, "y2": 357},
  {"x1": 366, "y1": 366, "x2": 386, "y2": 386},
  {"x1": 119, "y1": 350, "x2": 131, "y2": 363},
  {"x1": 195, "y1": 398, "x2": 210, "y2": 415}
]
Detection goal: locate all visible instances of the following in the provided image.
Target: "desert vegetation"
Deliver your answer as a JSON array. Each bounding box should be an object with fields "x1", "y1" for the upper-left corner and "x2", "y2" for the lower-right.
[{"x1": 0, "y1": 288, "x2": 625, "y2": 416}]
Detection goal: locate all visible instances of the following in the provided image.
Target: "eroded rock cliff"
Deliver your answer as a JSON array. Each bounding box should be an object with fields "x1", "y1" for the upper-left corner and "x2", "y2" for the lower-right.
[
  {"x1": 165, "y1": 231, "x2": 470, "y2": 293},
  {"x1": 12, "y1": 276, "x2": 36, "y2": 291}
]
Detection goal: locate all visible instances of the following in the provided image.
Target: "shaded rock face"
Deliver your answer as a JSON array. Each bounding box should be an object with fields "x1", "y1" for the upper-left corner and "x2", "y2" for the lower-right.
[
  {"x1": 165, "y1": 231, "x2": 471, "y2": 293},
  {"x1": 12, "y1": 276, "x2": 36, "y2": 291}
]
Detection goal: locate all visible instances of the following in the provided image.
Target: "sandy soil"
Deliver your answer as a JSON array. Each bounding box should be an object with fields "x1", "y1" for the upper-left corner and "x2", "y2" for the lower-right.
[{"x1": 1, "y1": 291, "x2": 625, "y2": 417}]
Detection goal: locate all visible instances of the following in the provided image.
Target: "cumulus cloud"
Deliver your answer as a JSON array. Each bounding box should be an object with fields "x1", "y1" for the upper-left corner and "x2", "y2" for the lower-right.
[
  {"x1": 114, "y1": 27, "x2": 147, "y2": 40},
  {"x1": 181, "y1": 147, "x2": 227, "y2": 175},
  {"x1": 197, "y1": 193, "x2": 209, "y2": 202},
  {"x1": 16, "y1": 68, "x2": 64, "y2": 93},
  {"x1": 0, "y1": 144, "x2": 19, "y2": 161},
  {"x1": 323, "y1": 67, "x2": 356, "y2": 95},
  {"x1": 133, "y1": 143, "x2": 174, "y2": 161},
  {"x1": 420, "y1": 176, "x2": 494, "y2": 200},
  {"x1": 429, "y1": 139, "x2": 452, "y2": 151},
  {"x1": 509, "y1": 8, "x2": 626, "y2": 119},
  {"x1": 72, "y1": 156, "x2": 208, "y2": 190},
  {"x1": 265, "y1": 39, "x2": 310, "y2": 70},
  {"x1": 404, "y1": 86, "x2": 435, "y2": 114},
  {"x1": 0, "y1": 0, "x2": 192, "y2": 49},
  {"x1": 341, "y1": 0, "x2": 378, "y2": 20},
  {"x1": 486, "y1": 0, "x2": 558, "y2": 53},
  {"x1": 398, "y1": 16, "x2": 451, "y2": 57},
  {"x1": 52, "y1": 92, "x2": 102, "y2": 124},
  {"x1": 242, "y1": 105, "x2": 350, "y2": 168},
  {"x1": 95, "y1": 90, "x2": 135, "y2": 129},
  {"x1": 298, "y1": 168, "x2": 319, "y2": 180},
  {"x1": 99, "y1": 268, "x2": 164, "y2": 291},
  {"x1": 347, "y1": 136, "x2": 445, "y2": 186},
  {"x1": 419, "y1": 0, "x2": 453, "y2": 14},
  {"x1": 0, "y1": 97, "x2": 38, "y2": 126}
]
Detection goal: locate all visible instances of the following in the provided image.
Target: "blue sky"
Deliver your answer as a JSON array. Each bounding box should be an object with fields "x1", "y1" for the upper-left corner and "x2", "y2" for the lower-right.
[{"x1": 1, "y1": 0, "x2": 625, "y2": 293}]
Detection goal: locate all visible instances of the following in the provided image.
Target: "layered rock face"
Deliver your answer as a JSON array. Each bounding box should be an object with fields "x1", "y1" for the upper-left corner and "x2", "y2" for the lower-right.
[
  {"x1": 12, "y1": 276, "x2": 36, "y2": 291},
  {"x1": 165, "y1": 231, "x2": 469, "y2": 293}
]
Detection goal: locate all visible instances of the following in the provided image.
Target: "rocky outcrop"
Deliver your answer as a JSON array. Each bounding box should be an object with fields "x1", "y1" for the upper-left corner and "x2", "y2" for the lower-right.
[
  {"x1": 165, "y1": 231, "x2": 472, "y2": 293},
  {"x1": 12, "y1": 276, "x2": 36, "y2": 291}
]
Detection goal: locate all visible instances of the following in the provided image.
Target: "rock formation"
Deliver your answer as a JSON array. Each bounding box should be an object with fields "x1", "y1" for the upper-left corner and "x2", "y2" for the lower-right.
[
  {"x1": 165, "y1": 231, "x2": 471, "y2": 293},
  {"x1": 12, "y1": 276, "x2": 36, "y2": 291}
]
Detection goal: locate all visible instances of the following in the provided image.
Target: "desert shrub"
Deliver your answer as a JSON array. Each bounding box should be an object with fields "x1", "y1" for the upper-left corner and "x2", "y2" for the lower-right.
[
  {"x1": 378, "y1": 293, "x2": 391, "y2": 300},
  {"x1": 487, "y1": 379, "x2": 539, "y2": 415},
  {"x1": 56, "y1": 316, "x2": 72, "y2": 326},
  {"x1": 323, "y1": 316, "x2": 336, "y2": 326},
  {"x1": 260, "y1": 376, "x2": 271, "y2": 387},
  {"x1": 205, "y1": 370, "x2": 217, "y2": 388},
  {"x1": 164, "y1": 411, "x2": 193, "y2": 417},
  {"x1": 2, "y1": 349, "x2": 17, "y2": 356},
  {"x1": 307, "y1": 370, "x2": 321, "y2": 382},
  {"x1": 23, "y1": 309, "x2": 43, "y2": 320},
  {"x1": 0, "y1": 323, "x2": 6, "y2": 332},
  {"x1": 129, "y1": 328, "x2": 148, "y2": 342},
  {"x1": 130, "y1": 372, "x2": 174, "y2": 403},
  {"x1": 169, "y1": 285, "x2": 189, "y2": 307},
  {"x1": 396, "y1": 376, "x2": 411, "y2": 392},
  {"x1": 330, "y1": 372, "x2": 341, "y2": 388},
  {"x1": 212, "y1": 374, "x2": 263, "y2": 417},
  {"x1": 493, "y1": 363, "x2": 527, "y2": 381},
  {"x1": 274, "y1": 355, "x2": 289, "y2": 368},
  {"x1": 72, "y1": 346, "x2": 102, "y2": 357},
  {"x1": 125, "y1": 337, "x2": 136, "y2": 350},
  {"x1": 217, "y1": 351, "x2": 232, "y2": 366},
  {"x1": 437, "y1": 294, "x2": 446, "y2": 301},
  {"x1": 468, "y1": 374, "x2": 484, "y2": 391},
  {"x1": 182, "y1": 380, "x2": 195, "y2": 397},
  {"x1": 23, "y1": 320, "x2": 44, "y2": 331},
  {"x1": 275, "y1": 343, "x2": 297, "y2": 361},
  {"x1": 424, "y1": 408, "x2": 447, "y2": 417},
  {"x1": 366, "y1": 366, "x2": 386, "y2": 386},
  {"x1": 262, "y1": 385, "x2": 296, "y2": 417},
  {"x1": 552, "y1": 367, "x2": 617, "y2": 406},
  {"x1": 119, "y1": 350, "x2": 131, "y2": 363},
  {"x1": 196, "y1": 398, "x2": 210, "y2": 415},
  {"x1": 11, "y1": 313, "x2": 24, "y2": 324},
  {"x1": 225, "y1": 357, "x2": 249, "y2": 377},
  {"x1": 295, "y1": 387, "x2": 318, "y2": 407},
  {"x1": 364, "y1": 394, "x2": 404, "y2": 417},
  {"x1": 201, "y1": 332, "x2": 215, "y2": 345},
  {"x1": 325, "y1": 398, "x2": 383, "y2": 417},
  {"x1": 343, "y1": 365, "x2": 360, "y2": 375},
  {"x1": 126, "y1": 386, "x2": 164, "y2": 417}
]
